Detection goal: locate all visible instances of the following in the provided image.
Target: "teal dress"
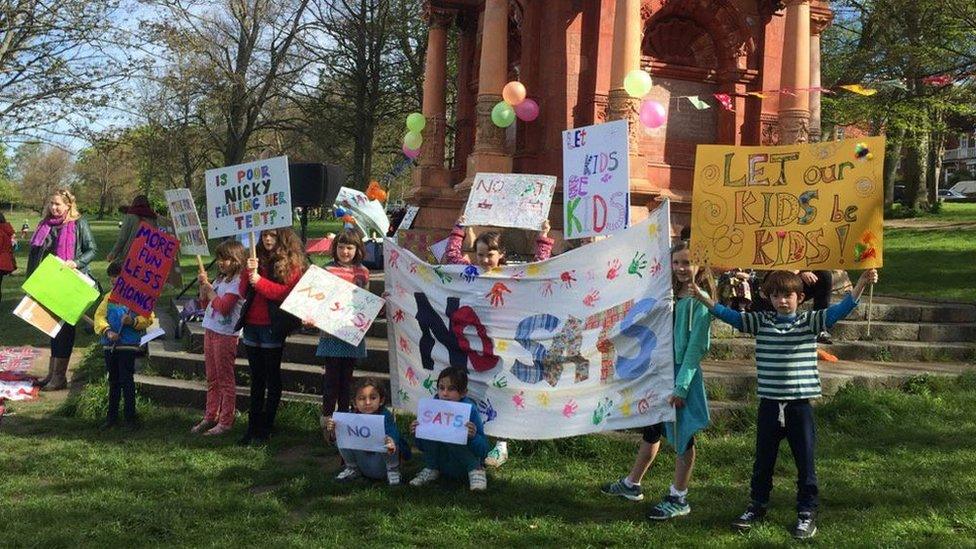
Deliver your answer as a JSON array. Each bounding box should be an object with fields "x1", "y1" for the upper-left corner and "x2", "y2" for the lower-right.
[{"x1": 664, "y1": 296, "x2": 711, "y2": 454}]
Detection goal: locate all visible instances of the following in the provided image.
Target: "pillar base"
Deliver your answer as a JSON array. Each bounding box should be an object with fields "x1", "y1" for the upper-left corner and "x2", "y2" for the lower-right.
[
  {"x1": 406, "y1": 166, "x2": 466, "y2": 230},
  {"x1": 457, "y1": 151, "x2": 513, "y2": 191}
]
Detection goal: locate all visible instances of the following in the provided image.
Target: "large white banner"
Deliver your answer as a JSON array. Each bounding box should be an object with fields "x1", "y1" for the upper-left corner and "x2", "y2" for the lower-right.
[
  {"x1": 562, "y1": 119, "x2": 631, "y2": 239},
  {"x1": 385, "y1": 203, "x2": 674, "y2": 440},
  {"x1": 462, "y1": 173, "x2": 556, "y2": 230},
  {"x1": 205, "y1": 156, "x2": 292, "y2": 238}
]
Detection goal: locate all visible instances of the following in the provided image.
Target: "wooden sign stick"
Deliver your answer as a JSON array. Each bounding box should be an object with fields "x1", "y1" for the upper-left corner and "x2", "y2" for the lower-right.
[
  {"x1": 249, "y1": 231, "x2": 257, "y2": 259},
  {"x1": 196, "y1": 255, "x2": 205, "y2": 274},
  {"x1": 865, "y1": 283, "x2": 875, "y2": 338}
]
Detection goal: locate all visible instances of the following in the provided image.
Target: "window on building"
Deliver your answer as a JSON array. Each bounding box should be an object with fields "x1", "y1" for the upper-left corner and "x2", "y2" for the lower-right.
[{"x1": 962, "y1": 135, "x2": 970, "y2": 150}]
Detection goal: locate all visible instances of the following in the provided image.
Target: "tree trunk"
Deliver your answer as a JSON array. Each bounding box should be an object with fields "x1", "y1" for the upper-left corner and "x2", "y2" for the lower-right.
[
  {"x1": 884, "y1": 127, "x2": 905, "y2": 209},
  {"x1": 902, "y1": 135, "x2": 925, "y2": 210}
]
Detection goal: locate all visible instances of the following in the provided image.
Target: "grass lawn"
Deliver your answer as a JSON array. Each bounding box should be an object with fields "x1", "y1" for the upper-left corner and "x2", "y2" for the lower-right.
[{"x1": 2, "y1": 350, "x2": 976, "y2": 546}]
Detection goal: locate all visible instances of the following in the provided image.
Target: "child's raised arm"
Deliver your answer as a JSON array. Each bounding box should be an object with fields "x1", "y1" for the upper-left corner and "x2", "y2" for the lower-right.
[
  {"x1": 690, "y1": 279, "x2": 745, "y2": 331},
  {"x1": 822, "y1": 269, "x2": 879, "y2": 329}
]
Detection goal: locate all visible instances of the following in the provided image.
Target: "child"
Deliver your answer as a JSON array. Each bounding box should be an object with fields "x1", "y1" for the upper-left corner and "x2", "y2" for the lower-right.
[
  {"x1": 692, "y1": 268, "x2": 879, "y2": 539},
  {"x1": 325, "y1": 377, "x2": 408, "y2": 485},
  {"x1": 313, "y1": 229, "x2": 371, "y2": 429},
  {"x1": 601, "y1": 241, "x2": 715, "y2": 520},
  {"x1": 192, "y1": 240, "x2": 247, "y2": 436},
  {"x1": 94, "y1": 262, "x2": 156, "y2": 429},
  {"x1": 239, "y1": 228, "x2": 308, "y2": 445},
  {"x1": 409, "y1": 366, "x2": 489, "y2": 490},
  {"x1": 445, "y1": 215, "x2": 553, "y2": 467}
]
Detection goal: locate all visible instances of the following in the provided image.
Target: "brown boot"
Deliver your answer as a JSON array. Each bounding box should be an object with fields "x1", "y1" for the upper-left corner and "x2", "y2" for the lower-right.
[
  {"x1": 36, "y1": 357, "x2": 56, "y2": 388},
  {"x1": 42, "y1": 358, "x2": 70, "y2": 391}
]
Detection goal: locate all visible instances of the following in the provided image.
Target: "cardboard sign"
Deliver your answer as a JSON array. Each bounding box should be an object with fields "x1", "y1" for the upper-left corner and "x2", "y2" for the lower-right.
[
  {"x1": 333, "y1": 412, "x2": 387, "y2": 452},
  {"x1": 111, "y1": 222, "x2": 180, "y2": 317},
  {"x1": 396, "y1": 206, "x2": 420, "y2": 234},
  {"x1": 205, "y1": 156, "x2": 292, "y2": 238},
  {"x1": 164, "y1": 188, "x2": 209, "y2": 256},
  {"x1": 416, "y1": 398, "x2": 472, "y2": 445},
  {"x1": 335, "y1": 187, "x2": 390, "y2": 237},
  {"x1": 13, "y1": 296, "x2": 63, "y2": 337},
  {"x1": 689, "y1": 137, "x2": 885, "y2": 270},
  {"x1": 462, "y1": 173, "x2": 556, "y2": 230},
  {"x1": 280, "y1": 265, "x2": 385, "y2": 346},
  {"x1": 21, "y1": 255, "x2": 100, "y2": 325},
  {"x1": 561, "y1": 119, "x2": 631, "y2": 239}
]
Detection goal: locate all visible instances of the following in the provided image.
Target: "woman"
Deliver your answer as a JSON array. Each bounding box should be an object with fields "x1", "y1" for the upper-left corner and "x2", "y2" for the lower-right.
[
  {"x1": 0, "y1": 213, "x2": 16, "y2": 300},
  {"x1": 107, "y1": 194, "x2": 182, "y2": 288},
  {"x1": 27, "y1": 189, "x2": 97, "y2": 390}
]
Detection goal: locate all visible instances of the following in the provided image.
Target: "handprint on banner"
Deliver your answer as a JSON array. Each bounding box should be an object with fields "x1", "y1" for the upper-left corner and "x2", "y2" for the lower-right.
[
  {"x1": 592, "y1": 397, "x2": 614, "y2": 425},
  {"x1": 628, "y1": 252, "x2": 647, "y2": 278},
  {"x1": 562, "y1": 399, "x2": 579, "y2": 418},
  {"x1": 560, "y1": 270, "x2": 577, "y2": 288},
  {"x1": 397, "y1": 388, "x2": 410, "y2": 403},
  {"x1": 485, "y1": 282, "x2": 512, "y2": 307},
  {"x1": 649, "y1": 257, "x2": 663, "y2": 277},
  {"x1": 393, "y1": 309, "x2": 404, "y2": 323},
  {"x1": 388, "y1": 249, "x2": 400, "y2": 269},
  {"x1": 542, "y1": 280, "x2": 554, "y2": 297},
  {"x1": 398, "y1": 335, "x2": 411, "y2": 354},
  {"x1": 512, "y1": 390, "x2": 526, "y2": 410},
  {"x1": 606, "y1": 258, "x2": 622, "y2": 280},
  {"x1": 422, "y1": 375, "x2": 436, "y2": 395},
  {"x1": 404, "y1": 366, "x2": 419, "y2": 387},
  {"x1": 583, "y1": 289, "x2": 600, "y2": 307},
  {"x1": 461, "y1": 265, "x2": 480, "y2": 283},
  {"x1": 492, "y1": 374, "x2": 508, "y2": 388},
  {"x1": 433, "y1": 265, "x2": 452, "y2": 284},
  {"x1": 478, "y1": 398, "x2": 498, "y2": 422},
  {"x1": 536, "y1": 392, "x2": 551, "y2": 408}
]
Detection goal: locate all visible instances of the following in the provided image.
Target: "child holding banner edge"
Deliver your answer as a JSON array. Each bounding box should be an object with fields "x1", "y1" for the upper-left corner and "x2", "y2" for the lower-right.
[
  {"x1": 691, "y1": 268, "x2": 878, "y2": 540},
  {"x1": 237, "y1": 228, "x2": 307, "y2": 445},
  {"x1": 601, "y1": 241, "x2": 715, "y2": 520}
]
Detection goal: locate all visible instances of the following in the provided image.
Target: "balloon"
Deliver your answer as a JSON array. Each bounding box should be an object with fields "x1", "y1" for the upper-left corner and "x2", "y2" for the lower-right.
[
  {"x1": 406, "y1": 112, "x2": 426, "y2": 132},
  {"x1": 334, "y1": 207, "x2": 347, "y2": 217},
  {"x1": 624, "y1": 69, "x2": 653, "y2": 98},
  {"x1": 491, "y1": 101, "x2": 516, "y2": 128},
  {"x1": 515, "y1": 98, "x2": 540, "y2": 122},
  {"x1": 402, "y1": 143, "x2": 420, "y2": 159},
  {"x1": 342, "y1": 214, "x2": 355, "y2": 224},
  {"x1": 403, "y1": 131, "x2": 423, "y2": 150},
  {"x1": 502, "y1": 81, "x2": 527, "y2": 106},
  {"x1": 366, "y1": 181, "x2": 387, "y2": 202},
  {"x1": 639, "y1": 100, "x2": 667, "y2": 128}
]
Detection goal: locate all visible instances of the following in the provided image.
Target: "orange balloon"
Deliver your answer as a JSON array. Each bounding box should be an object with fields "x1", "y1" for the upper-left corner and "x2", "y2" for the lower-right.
[
  {"x1": 342, "y1": 215, "x2": 355, "y2": 224},
  {"x1": 502, "y1": 81, "x2": 527, "y2": 106}
]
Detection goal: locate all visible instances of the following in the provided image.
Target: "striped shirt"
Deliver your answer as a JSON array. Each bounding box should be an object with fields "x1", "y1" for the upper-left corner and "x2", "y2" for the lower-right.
[{"x1": 713, "y1": 294, "x2": 858, "y2": 400}]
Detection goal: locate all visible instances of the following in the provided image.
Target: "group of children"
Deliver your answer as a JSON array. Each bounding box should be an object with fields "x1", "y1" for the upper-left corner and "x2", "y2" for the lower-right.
[{"x1": 89, "y1": 211, "x2": 879, "y2": 540}]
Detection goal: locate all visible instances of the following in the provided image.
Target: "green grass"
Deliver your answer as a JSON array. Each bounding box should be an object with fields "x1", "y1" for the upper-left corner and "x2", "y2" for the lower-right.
[
  {"x1": 3, "y1": 361, "x2": 976, "y2": 546},
  {"x1": 883, "y1": 227, "x2": 976, "y2": 302}
]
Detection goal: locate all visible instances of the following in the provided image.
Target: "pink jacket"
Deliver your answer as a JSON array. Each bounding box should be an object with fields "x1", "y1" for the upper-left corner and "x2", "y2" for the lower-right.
[{"x1": 442, "y1": 225, "x2": 553, "y2": 265}]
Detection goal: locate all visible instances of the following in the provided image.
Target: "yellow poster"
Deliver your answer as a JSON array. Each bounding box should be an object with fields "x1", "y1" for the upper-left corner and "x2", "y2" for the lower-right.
[{"x1": 689, "y1": 137, "x2": 884, "y2": 270}]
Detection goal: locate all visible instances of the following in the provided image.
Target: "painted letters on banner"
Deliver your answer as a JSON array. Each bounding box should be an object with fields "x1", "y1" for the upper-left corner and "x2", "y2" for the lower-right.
[
  {"x1": 205, "y1": 156, "x2": 292, "y2": 238},
  {"x1": 111, "y1": 222, "x2": 180, "y2": 317},
  {"x1": 164, "y1": 188, "x2": 209, "y2": 256},
  {"x1": 690, "y1": 137, "x2": 885, "y2": 270},
  {"x1": 416, "y1": 398, "x2": 473, "y2": 445},
  {"x1": 561, "y1": 119, "x2": 631, "y2": 239},
  {"x1": 385, "y1": 203, "x2": 674, "y2": 440},
  {"x1": 280, "y1": 265, "x2": 385, "y2": 347},
  {"x1": 462, "y1": 173, "x2": 556, "y2": 230},
  {"x1": 333, "y1": 412, "x2": 388, "y2": 452}
]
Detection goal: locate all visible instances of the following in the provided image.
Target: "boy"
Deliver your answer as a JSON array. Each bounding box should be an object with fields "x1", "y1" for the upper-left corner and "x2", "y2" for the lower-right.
[
  {"x1": 94, "y1": 263, "x2": 156, "y2": 430},
  {"x1": 691, "y1": 268, "x2": 878, "y2": 539},
  {"x1": 408, "y1": 366, "x2": 490, "y2": 490}
]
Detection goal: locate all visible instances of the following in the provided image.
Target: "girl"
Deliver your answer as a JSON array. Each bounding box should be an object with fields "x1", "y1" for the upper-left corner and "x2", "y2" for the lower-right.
[
  {"x1": 192, "y1": 240, "x2": 247, "y2": 436},
  {"x1": 601, "y1": 240, "x2": 715, "y2": 520},
  {"x1": 313, "y1": 229, "x2": 370, "y2": 424},
  {"x1": 409, "y1": 366, "x2": 490, "y2": 491},
  {"x1": 325, "y1": 377, "x2": 408, "y2": 485},
  {"x1": 238, "y1": 228, "x2": 307, "y2": 445},
  {"x1": 0, "y1": 213, "x2": 15, "y2": 300},
  {"x1": 445, "y1": 215, "x2": 553, "y2": 467},
  {"x1": 27, "y1": 189, "x2": 97, "y2": 391}
]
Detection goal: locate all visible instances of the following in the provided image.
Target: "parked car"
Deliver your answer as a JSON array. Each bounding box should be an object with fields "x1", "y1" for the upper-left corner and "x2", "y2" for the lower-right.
[{"x1": 938, "y1": 189, "x2": 968, "y2": 201}]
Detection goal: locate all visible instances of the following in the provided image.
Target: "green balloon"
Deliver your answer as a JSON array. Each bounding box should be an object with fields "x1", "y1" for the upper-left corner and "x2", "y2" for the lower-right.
[
  {"x1": 404, "y1": 131, "x2": 423, "y2": 150},
  {"x1": 491, "y1": 101, "x2": 516, "y2": 128},
  {"x1": 623, "y1": 69, "x2": 653, "y2": 98},
  {"x1": 406, "y1": 112, "x2": 426, "y2": 132}
]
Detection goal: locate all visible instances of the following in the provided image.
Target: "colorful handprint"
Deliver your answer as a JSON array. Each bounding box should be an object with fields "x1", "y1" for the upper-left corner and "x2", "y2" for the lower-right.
[
  {"x1": 485, "y1": 282, "x2": 512, "y2": 307},
  {"x1": 560, "y1": 270, "x2": 577, "y2": 288},
  {"x1": 462, "y1": 265, "x2": 480, "y2": 283},
  {"x1": 478, "y1": 398, "x2": 498, "y2": 422},
  {"x1": 606, "y1": 258, "x2": 622, "y2": 280},
  {"x1": 628, "y1": 252, "x2": 647, "y2": 278},
  {"x1": 583, "y1": 289, "x2": 600, "y2": 307},
  {"x1": 512, "y1": 390, "x2": 526, "y2": 410},
  {"x1": 562, "y1": 399, "x2": 579, "y2": 418},
  {"x1": 592, "y1": 397, "x2": 614, "y2": 425}
]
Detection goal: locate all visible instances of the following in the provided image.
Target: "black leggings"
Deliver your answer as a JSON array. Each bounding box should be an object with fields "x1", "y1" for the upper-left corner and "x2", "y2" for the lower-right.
[
  {"x1": 322, "y1": 358, "x2": 356, "y2": 415},
  {"x1": 642, "y1": 422, "x2": 695, "y2": 454},
  {"x1": 51, "y1": 324, "x2": 77, "y2": 359},
  {"x1": 244, "y1": 345, "x2": 283, "y2": 437}
]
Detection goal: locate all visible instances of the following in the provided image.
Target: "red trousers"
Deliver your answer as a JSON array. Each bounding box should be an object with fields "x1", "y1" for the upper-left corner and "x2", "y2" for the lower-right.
[{"x1": 204, "y1": 330, "x2": 239, "y2": 426}]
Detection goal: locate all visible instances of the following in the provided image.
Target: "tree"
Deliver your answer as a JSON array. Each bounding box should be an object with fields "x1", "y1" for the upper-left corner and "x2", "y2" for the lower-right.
[
  {"x1": 11, "y1": 142, "x2": 73, "y2": 208},
  {"x1": 74, "y1": 134, "x2": 139, "y2": 218}
]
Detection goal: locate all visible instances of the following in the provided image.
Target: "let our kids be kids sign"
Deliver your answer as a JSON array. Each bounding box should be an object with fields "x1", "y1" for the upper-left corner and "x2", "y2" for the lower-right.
[
  {"x1": 689, "y1": 137, "x2": 885, "y2": 270},
  {"x1": 111, "y1": 222, "x2": 180, "y2": 317},
  {"x1": 205, "y1": 156, "x2": 292, "y2": 239}
]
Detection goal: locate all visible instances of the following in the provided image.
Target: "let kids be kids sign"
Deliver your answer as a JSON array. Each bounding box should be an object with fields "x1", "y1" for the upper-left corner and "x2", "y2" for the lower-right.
[
  {"x1": 561, "y1": 119, "x2": 631, "y2": 239},
  {"x1": 689, "y1": 137, "x2": 885, "y2": 270},
  {"x1": 205, "y1": 156, "x2": 292, "y2": 239},
  {"x1": 111, "y1": 222, "x2": 180, "y2": 317}
]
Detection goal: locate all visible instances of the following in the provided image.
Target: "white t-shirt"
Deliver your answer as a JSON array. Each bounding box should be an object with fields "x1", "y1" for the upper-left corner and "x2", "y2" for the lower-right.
[{"x1": 202, "y1": 274, "x2": 243, "y2": 336}]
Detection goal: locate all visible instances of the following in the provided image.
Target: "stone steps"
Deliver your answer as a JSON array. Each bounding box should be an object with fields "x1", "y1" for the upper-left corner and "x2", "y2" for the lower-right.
[
  {"x1": 708, "y1": 338, "x2": 976, "y2": 363},
  {"x1": 134, "y1": 374, "x2": 322, "y2": 411}
]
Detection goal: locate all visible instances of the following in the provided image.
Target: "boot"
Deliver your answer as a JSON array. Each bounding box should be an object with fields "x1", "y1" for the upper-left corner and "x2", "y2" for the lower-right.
[
  {"x1": 35, "y1": 357, "x2": 56, "y2": 387},
  {"x1": 42, "y1": 358, "x2": 69, "y2": 391}
]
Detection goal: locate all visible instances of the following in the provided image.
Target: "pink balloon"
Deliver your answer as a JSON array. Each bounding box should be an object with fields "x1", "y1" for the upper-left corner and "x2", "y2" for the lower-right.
[
  {"x1": 639, "y1": 100, "x2": 667, "y2": 128},
  {"x1": 515, "y1": 98, "x2": 540, "y2": 122},
  {"x1": 403, "y1": 143, "x2": 420, "y2": 159}
]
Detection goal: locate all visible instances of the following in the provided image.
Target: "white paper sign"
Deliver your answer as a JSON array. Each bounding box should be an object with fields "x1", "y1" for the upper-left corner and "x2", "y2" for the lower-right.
[
  {"x1": 333, "y1": 412, "x2": 387, "y2": 452},
  {"x1": 416, "y1": 398, "x2": 472, "y2": 445},
  {"x1": 13, "y1": 295, "x2": 63, "y2": 337},
  {"x1": 164, "y1": 188, "x2": 210, "y2": 256},
  {"x1": 335, "y1": 186, "x2": 390, "y2": 236},
  {"x1": 462, "y1": 173, "x2": 556, "y2": 230},
  {"x1": 280, "y1": 265, "x2": 385, "y2": 346},
  {"x1": 205, "y1": 156, "x2": 292, "y2": 238},
  {"x1": 397, "y1": 206, "x2": 420, "y2": 234},
  {"x1": 428, "y1": 236, "x2": 450, "y2": 263},
  {"x1": 562, "y1": 120, "x2": 631, "y2": 239}
]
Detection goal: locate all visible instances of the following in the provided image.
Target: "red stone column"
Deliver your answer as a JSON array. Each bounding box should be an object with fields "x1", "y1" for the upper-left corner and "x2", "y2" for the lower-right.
[
  {"x1": 419, "y1": 10, "x2": 451, "y2": 172},
  {"x1": 778, "y1": 0, "x2": 811, "y2": 145},
  {"x1": 809, "y1": 5, "x2": 833, "y2": 142}
]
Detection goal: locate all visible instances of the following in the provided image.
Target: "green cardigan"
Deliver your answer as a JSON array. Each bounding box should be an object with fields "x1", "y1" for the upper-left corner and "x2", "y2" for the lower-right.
[{"x1": 664, "y1": 296, "x2": 712, "y2": 454}]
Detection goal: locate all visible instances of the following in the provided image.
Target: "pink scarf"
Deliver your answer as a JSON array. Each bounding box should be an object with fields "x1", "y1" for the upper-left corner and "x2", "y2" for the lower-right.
[{"x1": 30, "y1": 217, "x2": 77, "y2": 261}]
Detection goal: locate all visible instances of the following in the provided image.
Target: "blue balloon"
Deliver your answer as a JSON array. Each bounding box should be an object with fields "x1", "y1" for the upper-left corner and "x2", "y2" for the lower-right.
[{"x1": 334, "y1": 207, "x2": 346, "y2": 217}]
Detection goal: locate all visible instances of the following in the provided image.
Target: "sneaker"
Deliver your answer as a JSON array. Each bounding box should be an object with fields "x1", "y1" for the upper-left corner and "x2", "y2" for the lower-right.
[
  {"x1": 793, "y1": 512, "x2": 817, "y2": 539},
  {"x1": 484, "y1": 441, "x2": 509, "y2": 467},
  {"x1": 731, "y1": 504, "x2": 767, "y2": 531},
  {"x1": 468, "y1": 469, "x2": 487, "y2": 491},
  {"x1": 817, "y1": 331, "x2": 833, "y2": 345},
  {"x1": 409, "y1": 468, "x2": 440, "y2": 487},
  {"x1": 601, "y1": 477, "x2": 644, "y2": 502},
  {"x1": 204, "y1": 424, "x2": 232, "y2": 436},
  {"x1": 335, "y1": 467, "x2": 361, "y2": 482},
  {"x1": 192, "y1": 419, "x2": 216, "y2": 434},
  {"x1": 646, "y1": 494, "x2": 690, "y2": 520},
  {"x1": 387, "y1": 470, "x2": 401, "y2": 486}
]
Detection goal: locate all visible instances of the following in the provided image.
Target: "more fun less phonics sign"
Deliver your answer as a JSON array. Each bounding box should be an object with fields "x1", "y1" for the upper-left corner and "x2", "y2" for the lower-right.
[
  {"x1": 111, "y1": 222, "x2": 180, "y2": 317},
  {"x1": 689, "y1": 137, "x2": 885, "y2": 270},
  {"x1": 205, "y1": 156, "x2": 292, "y2": 239},
  {"x1": 561, "y1": 119, "x2": 631, "y2": 239}
]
